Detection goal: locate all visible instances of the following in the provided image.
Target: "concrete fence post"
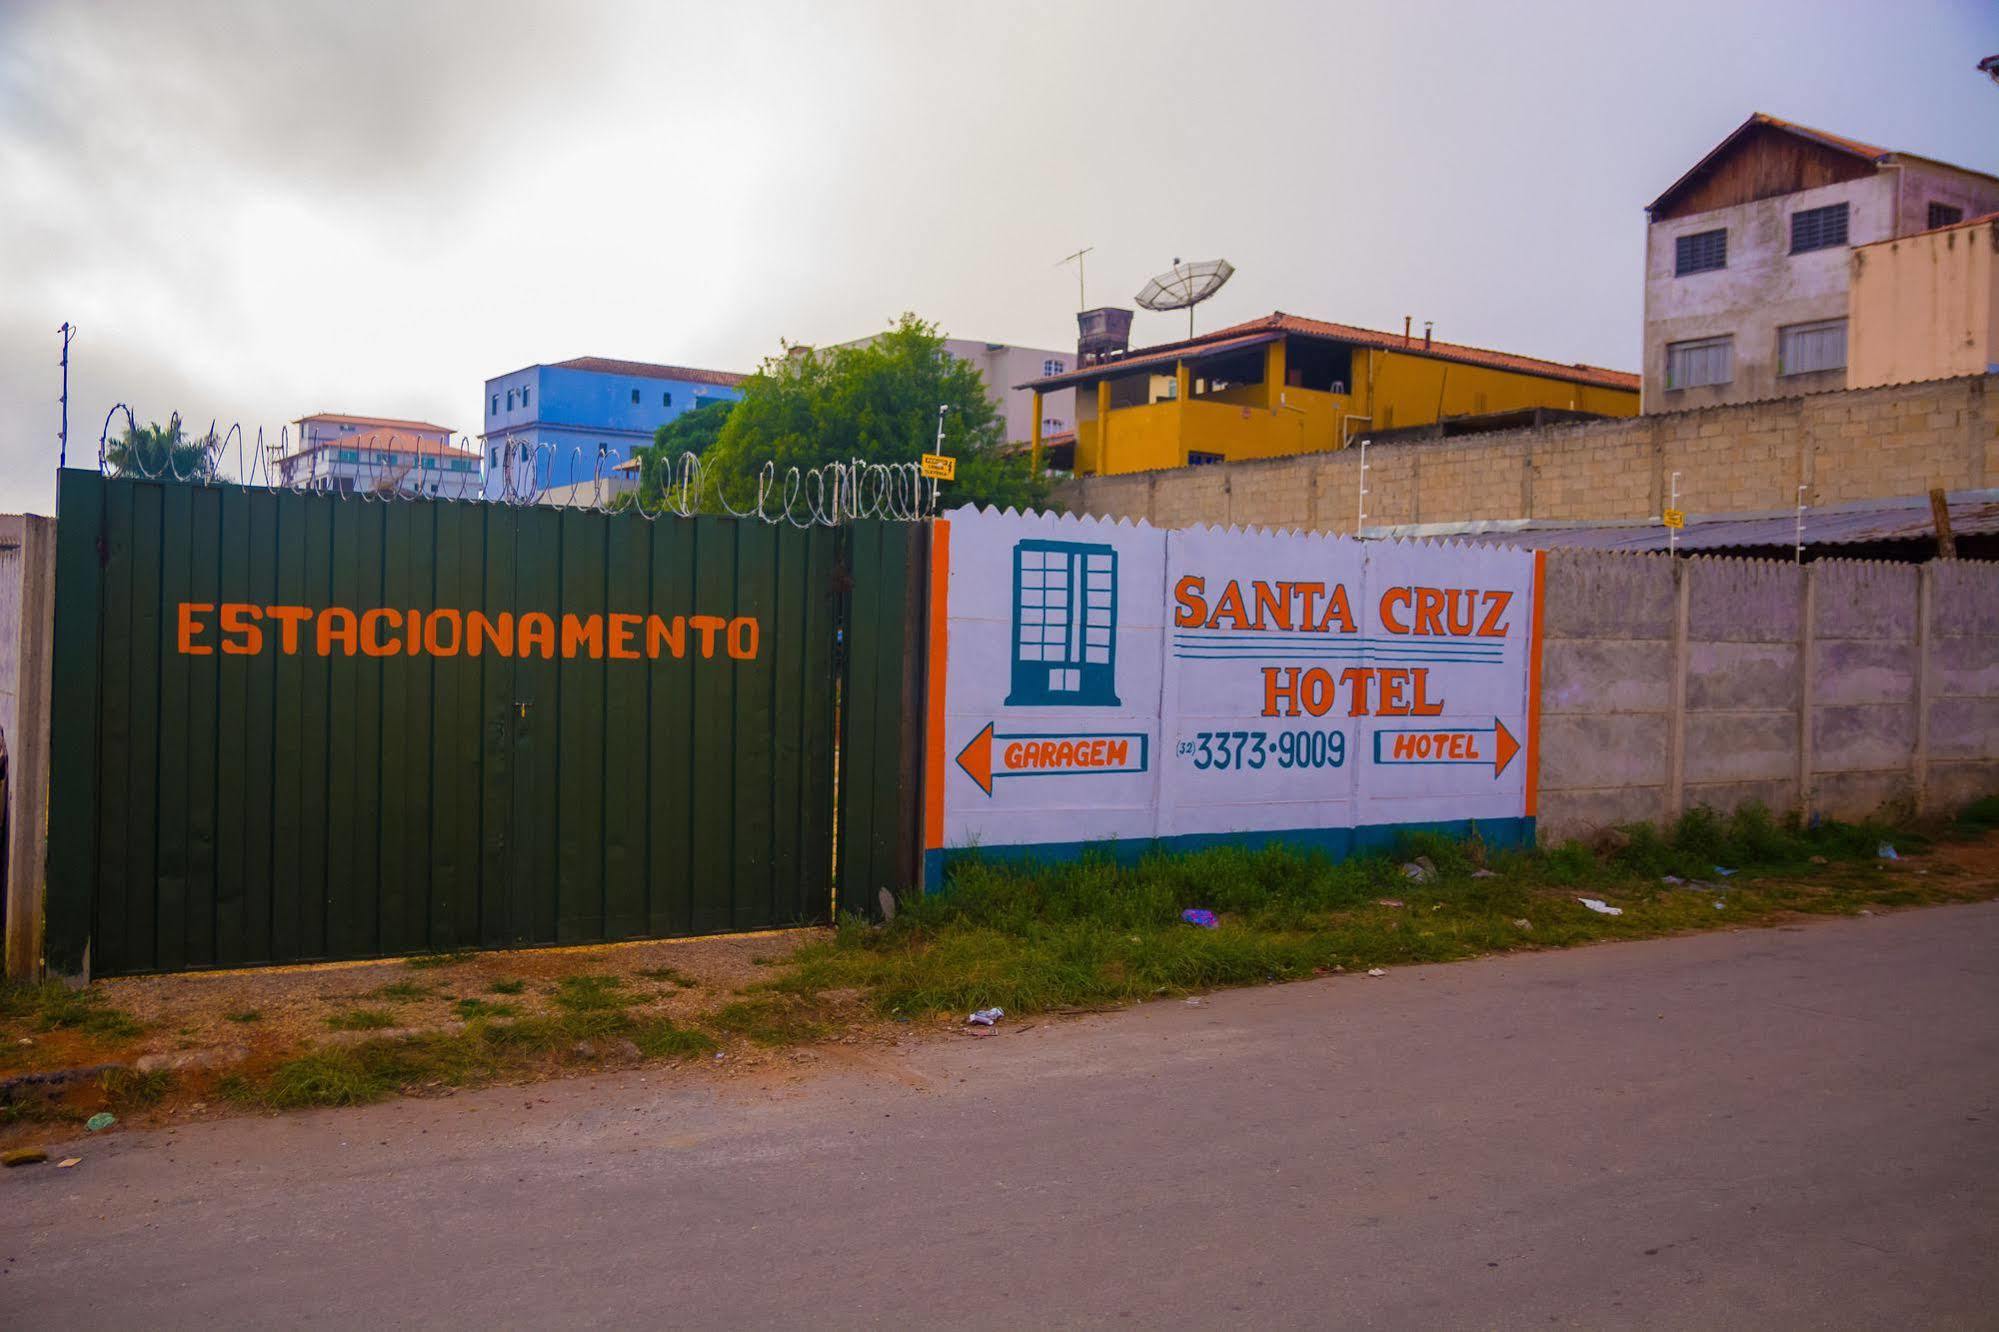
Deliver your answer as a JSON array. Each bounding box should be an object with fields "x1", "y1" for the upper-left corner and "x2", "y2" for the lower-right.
[
  {"x1": 1914, "y1": 562, "x2": 1935, "y2": 815},
  {"x1": 1798, "y1": 563, "x2": 1817, "y2": 819},
  {"x1": 1664, "y1": 558, "x2": 1691, "y2": 824}
]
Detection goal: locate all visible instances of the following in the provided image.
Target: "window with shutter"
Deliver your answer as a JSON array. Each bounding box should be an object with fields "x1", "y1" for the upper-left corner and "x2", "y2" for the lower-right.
[
  {"x1": 1665, "y1": 336, "x2": 1733, "y2": 389},
  {"x1": 1790, "y1": 203, "x2": 1849, "y2": 253},
  {"x1": 1778, "y1": 319, "x2": 1846, "y2": 376},
  {"x1": 1674, "y1": 229, "x2": 1726, "y2": 276}
]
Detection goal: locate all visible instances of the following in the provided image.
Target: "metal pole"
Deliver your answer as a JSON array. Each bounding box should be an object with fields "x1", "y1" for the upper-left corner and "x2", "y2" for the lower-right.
[
  {"x1": 931, "y1": 404, "x2": 948, "y2": 516},
  {"x1": 1668, "y1": 470, "x2": 1681, "y2": 558},
  {"x1": 57, "y1": 322, "x2": 74, "y2": 468}
]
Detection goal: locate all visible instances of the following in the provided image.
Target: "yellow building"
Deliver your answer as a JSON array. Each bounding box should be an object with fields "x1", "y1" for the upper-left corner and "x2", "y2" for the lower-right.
[
  {"x1": 1021, "y1": 312, "x2": 1640, "y2": 476},
  {"x1": 1848, "y1": 211, "x2": 1999, "y2": 390}
]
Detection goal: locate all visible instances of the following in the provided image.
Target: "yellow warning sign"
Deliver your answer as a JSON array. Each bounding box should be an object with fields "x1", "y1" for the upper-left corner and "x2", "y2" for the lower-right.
[
  {"x1": 920, "y1": 453, "x2": 957, "y2": 481},
  {"x1": 1662, "y1": 508, "x2": 1685, "y2": 530}
]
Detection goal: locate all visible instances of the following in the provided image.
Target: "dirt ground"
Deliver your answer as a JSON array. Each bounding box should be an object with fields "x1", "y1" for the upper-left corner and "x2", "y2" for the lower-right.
[{"x1": 6, "y1": 828, "x2": 1999, "y2": 1152}]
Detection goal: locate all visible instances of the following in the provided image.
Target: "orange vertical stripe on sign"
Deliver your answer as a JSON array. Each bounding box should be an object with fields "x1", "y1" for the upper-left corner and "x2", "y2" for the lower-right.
[
  {"x1": 922, "y1": 518, "x2": 952, "y2": 851},
  {"x1": 1524, "y1": 549, "x2": 1546, "y2": 819}
]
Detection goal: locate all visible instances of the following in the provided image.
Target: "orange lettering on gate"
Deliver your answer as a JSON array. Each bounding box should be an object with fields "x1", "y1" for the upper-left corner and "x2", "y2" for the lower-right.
[
  {"x1": 267, "y1": 605, "x2": 312, "y2": 654},
  {"x1": 688, "y1": 614, "x2": 727, "y2": 658},
  {"x1": 561, "y1": 613, "x2": 604, "y2": 659},
  {"x1": 517, "y1": 612, "x2": 556, "y2": 659},
  {"x1": 360, "y1": 608, "x2": 401, "y2": 657},
  {"x1": 424, "y1": 609, "x2": 462, "y2": 657},
  {"x1": 317, "y1": 607, "x2": 358, "y2": 656},
  {"x1": 178, "y1": 602, "x2": 214, "y2": 655},
  {"x1": 219, "y1": 603, "x2": 263, "y2": 656},
  {"x1": 607, "y1": 613, "x2": 641, "y2": 660},
  {"x1": 726, "y1": 616, "x2": 759, "y2": 661},
  {"x1": 468, "y1": 611, "x2": 514, "y2": 657},
  {"x1": 646, "y1": 615, "x2": 685, "y2": 659}
]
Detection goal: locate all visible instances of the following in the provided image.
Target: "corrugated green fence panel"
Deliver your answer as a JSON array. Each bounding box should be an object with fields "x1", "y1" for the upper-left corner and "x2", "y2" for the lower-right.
[
  {"x1": 837, "y1": 521, "x2": 928, "y2": 917},
  {"x1": 647, "y1": 519, "x2": 695, "y2": 937},
  {"x1": 602, "y1": 516, "x2": 649, "y2": 939},
  {"x1": 49, "y1": 476, "x2": 873, "y2": 976},
  {"x1": 44, "y1": 470, "x2": 105, "y2": 976}
]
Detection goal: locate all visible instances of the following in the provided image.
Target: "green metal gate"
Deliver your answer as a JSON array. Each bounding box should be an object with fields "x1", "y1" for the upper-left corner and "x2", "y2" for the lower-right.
[{"x1": 44, "y1": 471, "x2": 924, "y2": 977}]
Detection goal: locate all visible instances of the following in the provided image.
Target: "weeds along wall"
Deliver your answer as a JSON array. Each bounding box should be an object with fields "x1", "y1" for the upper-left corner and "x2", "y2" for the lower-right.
[
  {"x1": 1052, "y1": 374, "x2": 1999, "y2": 531},
  {"x1": 1535, "y1": 551, "x2": 1999, "y2": 843}
]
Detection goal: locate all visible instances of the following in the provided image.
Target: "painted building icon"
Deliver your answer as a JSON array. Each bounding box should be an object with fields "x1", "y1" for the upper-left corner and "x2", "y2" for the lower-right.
[{"x1": 1006, "y1": 539, "x2": 1120, "y2": 707}]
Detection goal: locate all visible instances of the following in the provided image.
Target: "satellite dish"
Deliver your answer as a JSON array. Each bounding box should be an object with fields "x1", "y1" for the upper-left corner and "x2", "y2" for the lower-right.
[{"x1": 1135, "y1": 258, "x2": 1236, "y2": 336}]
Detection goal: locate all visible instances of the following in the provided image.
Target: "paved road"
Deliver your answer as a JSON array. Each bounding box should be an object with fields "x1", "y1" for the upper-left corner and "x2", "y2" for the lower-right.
[{"x1": 6, "y1": 905, "x2": 1998, "y2": 1329}]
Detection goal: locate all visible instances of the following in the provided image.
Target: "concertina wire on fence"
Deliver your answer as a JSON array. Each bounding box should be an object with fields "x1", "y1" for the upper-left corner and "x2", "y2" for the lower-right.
[{"x1": 93, "y1": 406, "x2": 934, "y2": 526}]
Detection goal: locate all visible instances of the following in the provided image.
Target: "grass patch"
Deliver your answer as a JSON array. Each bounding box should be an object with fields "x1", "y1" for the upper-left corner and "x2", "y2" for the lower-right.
[
  {"x1": 0, "y1": 982, "x2": 144, "y2": 1040},
  {"x1": 487, "y1": 979, "x2": 528, "y2": 996},
  {"x1": 777, "y1": 802, "x2": 1993, "y2": 1021},
  {"x1": 550, "y1": 975, "x2": 634, "y2": 1013},
  {"x1": 404, "y1": 951, "x2": 476, "y2": 970},
  {"x1": 101, "y1": 1067, "x2": 173, "y2": 1108},
  {"x1": 232, "y1": 1005, "x2": 719, "y2": 1110},
  {"x1": 224, "y1": 1010, "x2": 263, "y2": 1024},
  {"x1": 453, "y1": 998, "x2": 521, "y2": 1021},
  {"x1": 367, "y1": 981, "x2": 436, "y2": 1002},
  {"x1": 325, "y1": 1007, "x2": 401, "y2": 1032},
  {"x1": 635, "y1": 967, "x2": 698, "y2": 988},
  {"x1": 707, "y1": 991, "x2": 832, "y2": 1046}
]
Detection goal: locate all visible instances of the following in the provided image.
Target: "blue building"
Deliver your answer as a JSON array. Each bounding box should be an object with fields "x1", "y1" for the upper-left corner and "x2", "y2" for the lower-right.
[{"x1": 480, "y1": 356, "x2": 746, "y2": 496}]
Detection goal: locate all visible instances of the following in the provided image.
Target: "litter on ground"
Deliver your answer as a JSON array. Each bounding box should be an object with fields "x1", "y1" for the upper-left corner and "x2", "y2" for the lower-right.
[
  {"x1": 1713, "y1": 866, "x2": 1737, "y2": 877},
  {"x1": 967, "y1": 1007, "x2": 1004, "y2": 1026},
  {"x1": 56, "y1": 1157, "x2": 81, "y2": 1169},
  {"x1": 1400, "y1": 857, "x2": 1436, "y2": 883},
  {"x1": 1470, "y1": 868, "x2": 1497, "y2": 879},
  {"x1": 1577, "y1": 897, "x2": 1624, "y2": 916},
  {"x1": 1365, "y1": 968, "x2": 1387, "y2": 977},
  {"x1": 2, "y1": 1148, "x2": 48, "y2": 1167},
  {"x1": 1376, "y1": 898, "x2": 1405, "y2": 909},
  {"x1": 1180, "y1": 909, "x2": 1218, "y2": 929},
  {"x1": 85, "y1": 1112, "x2": 117, "y2": 1132},
  {"x1": 1878, "y1": 843, "x2": 1899, "y2": 860}
]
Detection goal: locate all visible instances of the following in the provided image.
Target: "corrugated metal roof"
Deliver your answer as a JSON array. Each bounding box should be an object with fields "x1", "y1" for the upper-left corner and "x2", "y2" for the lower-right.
[{"x1": 1365, "y1": 490, "x2": 1999, "y2": 552}]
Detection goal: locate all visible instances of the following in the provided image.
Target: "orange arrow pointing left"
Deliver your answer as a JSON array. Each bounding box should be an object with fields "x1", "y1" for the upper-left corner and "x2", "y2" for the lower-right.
[
  {"x1": 956, "y1": 722, "x2": 995, "y2": 796},
  {"x1": 1493, "y1": 717, "x2": 1520, "y2": 779}
]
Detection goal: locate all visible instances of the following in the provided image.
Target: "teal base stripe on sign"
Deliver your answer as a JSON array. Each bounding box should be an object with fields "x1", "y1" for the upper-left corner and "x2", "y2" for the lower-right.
[{"x1": 921, "y1": 817, "x2": 1536, "y2": 892}]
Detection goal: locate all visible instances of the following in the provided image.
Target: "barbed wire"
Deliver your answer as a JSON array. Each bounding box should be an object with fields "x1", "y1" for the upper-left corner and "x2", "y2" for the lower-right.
[{"x1": 93, "y1": 406, "x2": 928, "y2": 526}]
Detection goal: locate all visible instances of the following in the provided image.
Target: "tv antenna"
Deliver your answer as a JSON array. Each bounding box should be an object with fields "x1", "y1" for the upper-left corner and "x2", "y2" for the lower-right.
[
  {"x1": 1135, "y1": 258, "x2": 1235, "y2": 338},
  {"x1": 1057, "y1": 247, "x2": 1094, "y2": 311}
]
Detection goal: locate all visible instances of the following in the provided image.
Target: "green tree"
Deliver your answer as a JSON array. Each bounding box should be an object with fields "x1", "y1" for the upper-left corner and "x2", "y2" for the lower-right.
[
  {"x1": 104, "y1": 418, "x2": 217, "y2": 481},
  {"x1": 697, "y1": 315, "x2": 1047, "y2": 513},
  {"x1": 631, "y1": 398, "x2": 735, "y2": 508}
]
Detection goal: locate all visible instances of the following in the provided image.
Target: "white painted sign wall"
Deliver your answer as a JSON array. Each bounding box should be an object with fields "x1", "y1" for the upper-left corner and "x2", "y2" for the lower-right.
[{"x1": 922, "y1": 507, "x2": 1543, "y2": 883}]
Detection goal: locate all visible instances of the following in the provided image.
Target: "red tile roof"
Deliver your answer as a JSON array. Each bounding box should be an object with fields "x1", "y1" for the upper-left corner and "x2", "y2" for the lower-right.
[
  {"x1": 555, "y1": 357, "x2": 746, "y2": 388},
  {"x1": 295, "y1": 412, "x2": 454, "y2": 434},
  {"x1": 291, "y1": 428, "x2": 481, "y2": 460},
  {"x1": 1018, "y1": 314, "x2": 1638, "y2": 394}
]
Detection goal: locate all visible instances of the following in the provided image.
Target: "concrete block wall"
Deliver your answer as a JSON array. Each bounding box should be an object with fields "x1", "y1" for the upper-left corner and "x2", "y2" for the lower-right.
[
  {"x1": 1535, "y1": 549, "x2": 1999, "y2": 843},
  {"x1": 1053, "y1": 373, "x2": 1997, "y2": 534}
]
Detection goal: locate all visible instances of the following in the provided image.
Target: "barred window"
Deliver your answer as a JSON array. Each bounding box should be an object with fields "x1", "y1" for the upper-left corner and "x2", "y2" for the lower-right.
[
  {"x1": 1665, "y1": 335, "x2": 1732, "y2": 390},
  {"x1": 1928, "y1": 202, "x2": 1963, "y2": 230},
  {"x1": 1790, "y1": 203, "x2": 1849, "y2": 253},
  {"x1": 1674, "y1": 228, "x2": 1726, "y2": 276},
  {"x1": 1778, "y1": 319, "x2": 1847, "y2": 376}
]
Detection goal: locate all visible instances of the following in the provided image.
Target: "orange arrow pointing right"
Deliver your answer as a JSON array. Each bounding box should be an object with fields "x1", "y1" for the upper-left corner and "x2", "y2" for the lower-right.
[
  {"x1": 1493, "y1": 718, "x2": 1520, "y2": 779},
  {"x1": 956, "y1": 722, "x2": 995, "y2": 796}
]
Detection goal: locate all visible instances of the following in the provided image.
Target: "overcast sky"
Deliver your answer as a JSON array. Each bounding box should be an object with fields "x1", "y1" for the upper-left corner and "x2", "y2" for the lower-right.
[{"x1": 0, "y1": 0, "x2": 1993, "y2": 512}]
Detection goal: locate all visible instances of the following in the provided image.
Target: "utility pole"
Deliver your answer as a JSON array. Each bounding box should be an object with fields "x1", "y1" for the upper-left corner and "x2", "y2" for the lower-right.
[
  {"x1": 1058, "y1": 247, "x2": 1094, "y2": 311},
  {"x1": 57, "y1": 322, "x2": 75, "y2": 468}
]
